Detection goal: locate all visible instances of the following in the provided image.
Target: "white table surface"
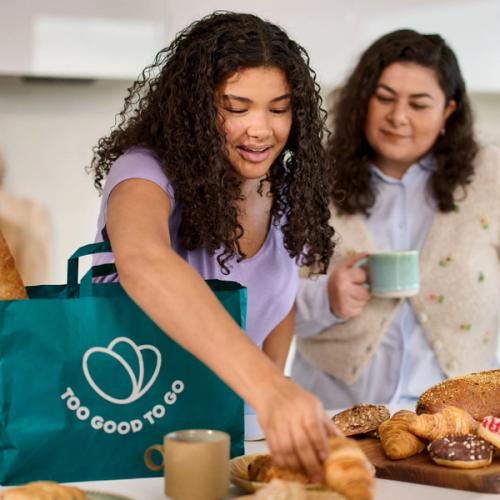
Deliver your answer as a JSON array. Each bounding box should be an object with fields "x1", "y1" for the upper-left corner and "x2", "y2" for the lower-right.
[
  {"x1": 3, "y1": 412, "x2": 498, "y2": 499},
  {"x1": 71, "y1": 411, "x2": 499, "y2": 499},
  {"x1": 60, "y1": 437, "x2": 498, "y2": 499}
]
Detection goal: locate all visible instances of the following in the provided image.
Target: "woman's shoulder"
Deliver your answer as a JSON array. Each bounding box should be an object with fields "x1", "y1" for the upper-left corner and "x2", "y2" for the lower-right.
[
  {"x1": 104, "y1": 147, "x2": 175, "y2": 204},
  {"x1": 112, "y1": 146, "x2": 163, "y2": 173}
]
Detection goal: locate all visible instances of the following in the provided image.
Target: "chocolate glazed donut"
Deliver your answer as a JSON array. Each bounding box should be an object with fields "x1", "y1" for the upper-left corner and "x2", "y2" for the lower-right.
[{"x1": 428, "y1": 434, "x2": 494, "y2": 469}]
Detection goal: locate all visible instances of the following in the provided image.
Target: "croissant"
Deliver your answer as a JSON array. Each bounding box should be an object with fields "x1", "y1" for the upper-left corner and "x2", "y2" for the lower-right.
[
  {"x1": 247, "y1": 454, "x2": 310, "y2": 484},
  {"x1": 408, "y1": 405, "x2": 478, "y2": 441},
  {"x1": 0, "y1": 231, "x2": 27, "y2": 300},
  {"x1": 324, "y1": 436, "x2": 374, "y2": 500},
  {"x1": 379, "y1": 410, "x2": 425, "y2": 460}
]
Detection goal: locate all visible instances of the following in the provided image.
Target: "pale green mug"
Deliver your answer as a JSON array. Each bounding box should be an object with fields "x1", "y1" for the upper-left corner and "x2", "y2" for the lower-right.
[{"x1": 355, "y1": 250, "x2": 420, "y2": 298}]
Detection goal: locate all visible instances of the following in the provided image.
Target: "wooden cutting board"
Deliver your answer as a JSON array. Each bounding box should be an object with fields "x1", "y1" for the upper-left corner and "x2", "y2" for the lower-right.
[{"x1": 357, "y1": 438, "x2": 500, "y2": 493}]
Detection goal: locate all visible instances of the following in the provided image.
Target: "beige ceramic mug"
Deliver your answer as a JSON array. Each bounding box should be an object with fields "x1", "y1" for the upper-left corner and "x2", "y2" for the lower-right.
[{"x1": 144, "y1": 429, "x2": 230, "y2": 500}]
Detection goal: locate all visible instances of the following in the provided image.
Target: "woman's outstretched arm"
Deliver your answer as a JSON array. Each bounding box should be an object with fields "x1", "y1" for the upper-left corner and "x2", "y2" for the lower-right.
[{"x1": 106, "y1": 178, "x2": 339, "y2": 482}]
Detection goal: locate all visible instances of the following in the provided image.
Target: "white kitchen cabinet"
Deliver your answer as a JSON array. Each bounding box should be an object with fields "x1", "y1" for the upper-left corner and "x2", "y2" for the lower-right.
[
  {"x1": 0, "y1": 0, "x2": 498, "y2": 89},
  {"x1": 0, "y1": 0, "x2": 167, "y2": 80}
]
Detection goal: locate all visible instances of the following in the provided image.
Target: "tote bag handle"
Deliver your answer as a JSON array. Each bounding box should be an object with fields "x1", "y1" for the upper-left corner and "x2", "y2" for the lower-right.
[{"x1": 67, "y1": 242, "x2": 117, "y2": 297}]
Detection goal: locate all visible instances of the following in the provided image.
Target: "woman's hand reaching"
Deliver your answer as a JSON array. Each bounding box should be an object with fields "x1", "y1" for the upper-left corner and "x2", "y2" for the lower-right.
[{"x1": 253, "y1": 375, "x2": 342, "y2": 483}]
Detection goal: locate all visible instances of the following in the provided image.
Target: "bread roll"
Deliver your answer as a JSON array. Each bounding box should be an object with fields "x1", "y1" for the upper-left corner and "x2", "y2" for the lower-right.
[
  {"x1": 0, "y1": 231, "x2": 27, "y2": 300},
  {"x1": 332, "y1": 404, "x2": 390, "y2": 436},
  {"x1": 416, "y1": 370, "x2": 500, "y2": 421}
]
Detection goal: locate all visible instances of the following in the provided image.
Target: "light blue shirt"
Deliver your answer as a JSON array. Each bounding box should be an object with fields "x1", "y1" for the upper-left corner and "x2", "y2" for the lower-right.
[{"x1": 292, "y1": 157, "x2": 445, "y2": 407}]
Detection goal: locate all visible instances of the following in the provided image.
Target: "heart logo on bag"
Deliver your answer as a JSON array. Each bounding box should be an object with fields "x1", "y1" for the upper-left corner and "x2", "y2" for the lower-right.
[{"x1": 82, "y1": 337, "x2": 162, "y2": 405}]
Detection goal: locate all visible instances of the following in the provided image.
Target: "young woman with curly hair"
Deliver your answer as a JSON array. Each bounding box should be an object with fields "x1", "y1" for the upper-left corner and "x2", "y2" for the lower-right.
[
  {"x1": 90, "y1": 11, "x2": 338, "y2": 480},
  {"x1": 293, "y1": 29, "x2": 500, "y2": 408}
]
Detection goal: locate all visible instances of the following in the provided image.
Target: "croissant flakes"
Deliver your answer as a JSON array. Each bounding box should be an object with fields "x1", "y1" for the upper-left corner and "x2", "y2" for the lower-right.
[{"x1": 408, "y1": 405, "x2": 478, "y2": 441}]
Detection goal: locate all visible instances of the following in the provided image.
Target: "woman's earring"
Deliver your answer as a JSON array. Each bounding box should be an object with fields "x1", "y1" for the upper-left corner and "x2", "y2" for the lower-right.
[{"x1": 440, "y1": 127, "x2": 446, "y2": 136}]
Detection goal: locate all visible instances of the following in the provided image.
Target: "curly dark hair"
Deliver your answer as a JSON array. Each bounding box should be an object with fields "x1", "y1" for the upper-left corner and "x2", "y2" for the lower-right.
[
  {"x1": 328, "y1": 29, "x2": 479, "y2": 215},
  {"x1": 90, "y1": 11, "x2": 334, "y2": 274}
]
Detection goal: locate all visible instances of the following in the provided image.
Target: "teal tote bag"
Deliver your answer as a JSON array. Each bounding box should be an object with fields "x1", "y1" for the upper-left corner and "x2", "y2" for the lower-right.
[{"x1": 0, "y1": 243, "x2": 245, "y2": 484}]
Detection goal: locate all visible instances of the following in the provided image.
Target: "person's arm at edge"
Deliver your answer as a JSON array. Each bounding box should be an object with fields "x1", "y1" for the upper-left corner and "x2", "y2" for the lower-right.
[{"x1": 295, "y1": 274, "x2": 345, "y2": 338}]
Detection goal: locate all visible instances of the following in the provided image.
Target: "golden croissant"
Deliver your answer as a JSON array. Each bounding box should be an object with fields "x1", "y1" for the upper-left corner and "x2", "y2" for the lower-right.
[
  {"x1": 408, "y1": 405, "x2": 478, "y2": 441},
  {"x1": 247, "y1": 454, "x2": 310, "y2": 484},
  {"x1": 379, "y1": 410, "x2": 425, "y2": 460},
  {"x1": 324, "y1": 436, "x2": 374, "y2": 500}
]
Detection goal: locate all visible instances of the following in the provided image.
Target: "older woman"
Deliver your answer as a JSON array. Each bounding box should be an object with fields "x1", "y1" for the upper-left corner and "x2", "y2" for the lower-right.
[{"x1": 293, "y1": 29, "x2": 500, "y2": 408}]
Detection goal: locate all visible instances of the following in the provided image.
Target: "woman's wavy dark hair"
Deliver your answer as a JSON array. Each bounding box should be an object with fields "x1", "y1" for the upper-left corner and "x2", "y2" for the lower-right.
[
  {"x1": 328, "y1": 29, "x2": 478, "y2": 215},
  {"x1": 90, "y1": 11, "x2": 334, "y2": 274}
]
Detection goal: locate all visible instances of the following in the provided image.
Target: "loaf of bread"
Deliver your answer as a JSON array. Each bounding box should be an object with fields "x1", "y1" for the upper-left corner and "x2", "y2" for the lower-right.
[
  {"x1": 0, "y1": 231, "x2": 27, "y2": 300},
  {"x1": 416, "y1": 370, "x2": 500, "y2": 421}
]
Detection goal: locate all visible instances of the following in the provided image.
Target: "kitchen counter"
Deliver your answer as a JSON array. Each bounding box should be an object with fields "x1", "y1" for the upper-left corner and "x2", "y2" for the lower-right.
[
  {"x1": 2, "y1": 412, "x2": 497, "y2": 499},
  {"x1": 63, "y1": 412, "x2": 497, "y2": 499}
]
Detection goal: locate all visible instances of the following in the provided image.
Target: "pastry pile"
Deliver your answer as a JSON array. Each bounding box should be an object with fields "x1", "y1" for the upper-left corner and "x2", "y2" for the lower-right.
[
  {"x1": 247, "y1": 436, "x2": 374, "y2": 500},
  {"x1": 333, "y1": 370, "x2": 500, "y2": 470},
  {"x1": 377, "y1": 405, "x2": 496, "y2": 468}
]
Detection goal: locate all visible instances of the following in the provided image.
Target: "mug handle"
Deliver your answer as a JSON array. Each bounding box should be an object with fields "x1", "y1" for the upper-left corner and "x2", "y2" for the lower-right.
[
  {"x1": 144, "y1": 444, "x2": 164, "y2": 471},
  {"x1": 353, "y1": 257, "x2": 370, "y2": 290}
]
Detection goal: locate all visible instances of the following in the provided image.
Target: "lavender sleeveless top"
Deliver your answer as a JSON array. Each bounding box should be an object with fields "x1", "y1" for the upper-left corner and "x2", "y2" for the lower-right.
[{"x1": 95, "y1": 148, "x2": 299, "y2": 348}]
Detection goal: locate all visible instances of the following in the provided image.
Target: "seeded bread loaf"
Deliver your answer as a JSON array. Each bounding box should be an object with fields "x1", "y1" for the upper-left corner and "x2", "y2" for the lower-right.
[
  {"x1": 416, "y1": 370, "x2": 500, "y2": 421},
  {"x1": 332, "y1": 404, "x2": 390, "y2": 437}
]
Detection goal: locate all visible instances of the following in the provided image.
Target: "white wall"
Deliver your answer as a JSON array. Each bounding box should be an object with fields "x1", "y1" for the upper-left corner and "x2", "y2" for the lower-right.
[
  {"x1": 0, "y1": 76, "x2": 131, "y2": 281},
  {"x1": 0, "y1": 0, "x2": 166, "y2": 79},
  {"x1": 163, "y1": 0, "x2": 500, "y2": 92},
  {"x1": 0, "y1": 0, "x2": 499, "y2": 285},
  {"x1": 471, "y1": 93, "x2": 500, "y2": 147}
]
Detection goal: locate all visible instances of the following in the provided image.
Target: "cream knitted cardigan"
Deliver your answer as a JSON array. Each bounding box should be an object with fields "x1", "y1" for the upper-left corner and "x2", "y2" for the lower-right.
[{"x1": 297, "y1": 145, "x2": 500, "y2": 385}]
